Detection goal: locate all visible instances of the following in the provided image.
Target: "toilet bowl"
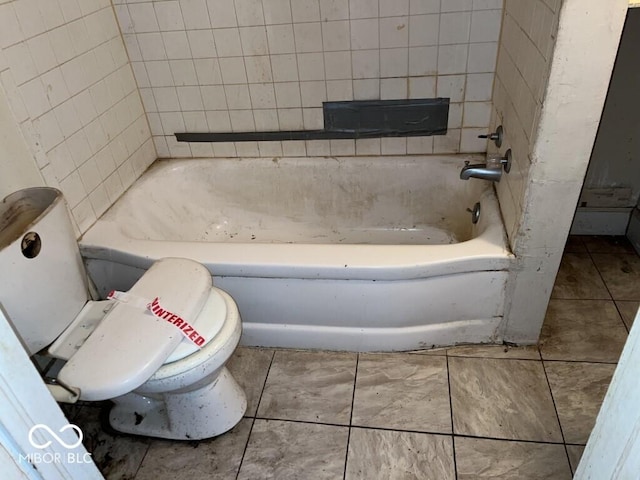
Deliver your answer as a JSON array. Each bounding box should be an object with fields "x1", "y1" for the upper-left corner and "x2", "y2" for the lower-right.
[
  {"x1": 0, "y1": 187, "x2": 246, "y2": 440},
  {"x1": 108, "y1": 288, "x2": 247, "y2": 439}
]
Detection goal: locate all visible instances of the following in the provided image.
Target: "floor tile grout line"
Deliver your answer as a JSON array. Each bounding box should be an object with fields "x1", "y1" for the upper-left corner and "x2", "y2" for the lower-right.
[
  {"x1": 451, "y1": 432, "x2": 569, "y2": 446},
  {"x1": 542, "y1": 358, "x2": 619, "y2": 366},
  {"x1": 132, "y1": 440, "x2": 152, "y2": 479},
  {"x1": 549, "y1": 296, "x2": 615, "y2": 301},
  {"x1": 613, "y1": 299, "x2": 633, "y2": 335},
  {"x1": 234, "y1": 417, "x2": 256, "y2": 480},
  {"x1": 539, "y1": 354, "x2": 572, "y2": 473},
  {"x1": 566, "y1": 444, "x2": 579, "y2": 477},
  {"x1": 254, "y1": 348, "x2": 278, "y2": 416},
  {"x1": 445, "y1": 355, "x2": 458, "y2": 480},
  {"x1": 342, "y1": 352, "x2": 359, "y2": 480},
  {"x1": 234, "y1": 349, "x2": 277, "y2": 480},
  {"x1": 252, "y1": 416, "x2": 347, "y2": 429},
  {"x1": 585, "y1": 246, "x2": 632, "y2": 333},
  {"x1": 250, "y1": 415, "x2": 456, "y2": 438},
  {"x1": 582, "y1": 236, "x2": 640, "y2": 330},
  {"x1": 554, "y1": 237, "x2": 628, "y2": 474},
  {"x1": 262, "y1": 348, "x2": 544, "y2": 362},
  {"x1": 557, "y1": 249, "x2": 612, "y2": 302},
  {"x1": 446, "y1": 355, "x2": 543, "y2": 362}
]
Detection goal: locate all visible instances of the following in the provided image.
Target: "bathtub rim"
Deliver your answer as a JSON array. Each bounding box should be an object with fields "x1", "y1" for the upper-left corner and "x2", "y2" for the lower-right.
[
  {"x1": 81, "y1": 154, "x2": 513, "y2": 281},
  {"x1": 80, "y1": 190, "x2": 512, "y2": 282}
]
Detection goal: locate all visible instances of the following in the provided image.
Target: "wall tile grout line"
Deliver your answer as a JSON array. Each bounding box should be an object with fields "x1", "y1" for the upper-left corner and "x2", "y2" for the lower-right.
[
  {"x1": 1, "y1": 0, "x2": 158, "y2": 233},
  {"x1": 119, "y1": 0, "x2": 501, "y2": 157},
  {"x1": 7, "y1": 9, "x2": 121, "y2": 88},
  {"x1": 109, "y1": 0, "x2": 159, "y2": 171}
]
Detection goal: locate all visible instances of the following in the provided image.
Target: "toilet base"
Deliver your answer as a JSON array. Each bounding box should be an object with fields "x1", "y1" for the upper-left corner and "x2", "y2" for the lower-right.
[{"x1": 109, "y1": 367, "x2": 247, "y2": 440}]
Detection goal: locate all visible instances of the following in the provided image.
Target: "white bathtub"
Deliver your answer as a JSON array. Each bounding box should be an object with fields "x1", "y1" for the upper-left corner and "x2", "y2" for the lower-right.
[{"x1": 81, "y1": 156, "x2": 513, "y2": 352}]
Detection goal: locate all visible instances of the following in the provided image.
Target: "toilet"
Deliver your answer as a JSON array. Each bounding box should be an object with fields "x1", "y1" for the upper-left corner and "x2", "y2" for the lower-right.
[{"x1": 0, "y1": 187, "x2": 246, "y2": 440}]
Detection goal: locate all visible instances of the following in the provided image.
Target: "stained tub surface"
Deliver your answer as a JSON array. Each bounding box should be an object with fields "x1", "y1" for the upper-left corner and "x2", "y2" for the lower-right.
[{"x1": 81, "y1": 156, "x2": 514, "y2": 352}]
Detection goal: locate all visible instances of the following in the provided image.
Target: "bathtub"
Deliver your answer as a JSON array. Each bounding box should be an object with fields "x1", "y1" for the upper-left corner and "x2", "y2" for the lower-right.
[{"x1": 80, "y1": 155, "x2": 513, "y2": 352}]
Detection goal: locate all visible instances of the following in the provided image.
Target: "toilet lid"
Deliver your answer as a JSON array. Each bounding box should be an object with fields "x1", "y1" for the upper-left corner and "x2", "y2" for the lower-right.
[
  {"x1": 163, "y1": 287, "x2": 227, "y2": 363},
  {"x1": 58, "y1": 258, "x2": 212, "y2": 401}
]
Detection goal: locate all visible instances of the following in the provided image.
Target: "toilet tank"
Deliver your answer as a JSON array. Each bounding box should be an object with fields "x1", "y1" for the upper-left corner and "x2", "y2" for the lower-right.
[{"x1": 0, "y1": 188, "x2": 90, "y2": 355}]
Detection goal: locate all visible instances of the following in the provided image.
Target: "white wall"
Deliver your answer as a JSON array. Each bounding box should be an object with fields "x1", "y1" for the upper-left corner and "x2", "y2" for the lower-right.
[
  {"x1": 0, "y1": 0, "x2": 155, "y2": 235},
  {"x1": 114, "y1": 0, "x2": 504, "y2": 158}
]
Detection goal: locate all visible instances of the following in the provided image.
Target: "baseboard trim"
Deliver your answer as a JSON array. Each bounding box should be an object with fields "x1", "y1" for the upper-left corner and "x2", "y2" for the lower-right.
[{"x1": 570, "y1": 207, "x2": 632, "y2": 235}]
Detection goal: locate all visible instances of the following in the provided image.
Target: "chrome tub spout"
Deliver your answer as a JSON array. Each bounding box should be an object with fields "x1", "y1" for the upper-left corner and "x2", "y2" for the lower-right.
[{"x1": 459, "y1": 149, "x2": 512, "y2": 182}]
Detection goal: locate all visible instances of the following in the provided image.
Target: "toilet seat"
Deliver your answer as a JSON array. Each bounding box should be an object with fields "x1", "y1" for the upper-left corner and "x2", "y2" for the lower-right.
[
  {"x1": 52, "y1": 258, "x2": 225, "y2": 401},
  {"x1": 134, "y1": 287, "x2": 241, "y2": 395},
  {"x1": 164, "y1": 284, "x2": 228, "y2": 363}
]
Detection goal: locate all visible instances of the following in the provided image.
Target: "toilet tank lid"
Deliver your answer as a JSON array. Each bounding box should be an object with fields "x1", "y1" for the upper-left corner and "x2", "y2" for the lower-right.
[{"x1": 57, "y1": 258, "x2": 212, "y2": 401}]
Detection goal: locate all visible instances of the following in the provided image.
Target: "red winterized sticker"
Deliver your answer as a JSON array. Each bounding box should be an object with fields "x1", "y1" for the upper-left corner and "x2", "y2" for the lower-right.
[
  {"x1": 107, "y1": 290, "x2": 206, "y2": 347},
  {"x1": 147, "y1": 297, "x2": 206, "y2": 347}
]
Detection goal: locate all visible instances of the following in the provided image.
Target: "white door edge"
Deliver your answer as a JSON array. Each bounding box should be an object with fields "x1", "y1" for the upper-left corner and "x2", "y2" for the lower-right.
[{"x1": 0, "y1": 304, "x2": 102, "y2": 480}]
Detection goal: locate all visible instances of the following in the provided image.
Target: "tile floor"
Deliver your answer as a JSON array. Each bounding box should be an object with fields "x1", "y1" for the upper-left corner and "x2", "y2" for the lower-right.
[{"x1": 66, "y1": 235, "x2": 639, "y2": 479}]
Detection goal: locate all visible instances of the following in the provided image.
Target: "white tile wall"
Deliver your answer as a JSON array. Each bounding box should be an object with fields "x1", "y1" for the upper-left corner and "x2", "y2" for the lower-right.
[
  {"x1": 114, "y1": 0, "x2": 504, "y2": 157},
  {"x1": 489, "y1": 0, "x2": 560, "y2": 245},
  {"x1": 0, "y1": 0, "x2": 155, "y2": 235}
]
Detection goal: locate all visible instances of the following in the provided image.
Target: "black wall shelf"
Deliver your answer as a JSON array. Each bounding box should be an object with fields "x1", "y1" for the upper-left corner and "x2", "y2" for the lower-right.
[{"x1": 175, "y1": 98, "x2": 449, "y2": 143}]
